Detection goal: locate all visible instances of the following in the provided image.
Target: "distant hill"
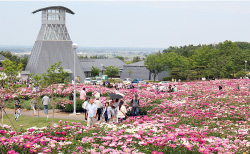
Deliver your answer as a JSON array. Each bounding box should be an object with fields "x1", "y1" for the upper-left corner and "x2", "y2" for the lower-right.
[{"x1": 0, "y1": 45, "x2": 163, "y2": 53}]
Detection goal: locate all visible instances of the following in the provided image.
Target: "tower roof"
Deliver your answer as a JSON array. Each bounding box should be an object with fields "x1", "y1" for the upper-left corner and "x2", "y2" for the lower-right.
[{"x1": 32, "y1": 6, "x2": 75, "y2": 14}]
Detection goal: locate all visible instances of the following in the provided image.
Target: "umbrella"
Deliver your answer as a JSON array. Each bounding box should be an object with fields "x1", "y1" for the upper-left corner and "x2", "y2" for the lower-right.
[
  {"x1": 108, "y1": 93, "x2": 116, "y2": 97},
  {"x1": 109, "y1": 93, "x2": 123, "y2": 99},
  {"x1": 114, "y1": 94, "x2": 123, "y2": 99}
]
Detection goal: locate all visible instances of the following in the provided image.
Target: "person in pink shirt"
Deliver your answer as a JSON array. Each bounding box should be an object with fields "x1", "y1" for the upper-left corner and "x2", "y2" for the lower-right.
[{"x1": 80, "y1": 88, "x2": 86, "y2": 101}]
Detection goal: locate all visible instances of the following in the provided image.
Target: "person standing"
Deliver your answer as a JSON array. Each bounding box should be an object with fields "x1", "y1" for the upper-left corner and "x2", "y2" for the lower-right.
[
  {"x1": 82, "y1": 97, "x2": 90, "y2": 120},
  {"x1": 94, "y1": 90, "x2": 100, "y2": 99},
  {"x1": 174, "y1": 85, "x2": 178, "y2": 92},
  {"x1": 94, "y1": 97, "x2": 102, "y2": 121},
  {"x1": 69, "y1": 91, "x2": 74, "y2": 101},
  {"x1": 112, "y1": 99, "x2": 119, "y2": 123},
  {"x1": 42, "y1": 94, "x2": 50, "y2": 120},
  {"x1": 117, "y1": 101, "x2": 127, "y2": 123},
  {"x1": 102, "y1": 102, "x2": 112, "y2": 122},
  {"x1": 30, "y1": 97, "x2": 37, "y2": 116},
  {"x1": 236, "y1": 84, "x2": 240, "y2": 91},
  {"x1": 14, "y1": 98, "x2": 21, "y2": 115},
  {"x1": 86, "y1": 99, "x2": 97, "y2": 127},
  {"x1": 130, "y1": 94, "x2": 139, "y2": 117},
  {"x1": 80, "y1": 88, "x2": 86, "y2": 101},
  {"x1": 219, "y1": 85, "x2": 222, "y2": 91}
]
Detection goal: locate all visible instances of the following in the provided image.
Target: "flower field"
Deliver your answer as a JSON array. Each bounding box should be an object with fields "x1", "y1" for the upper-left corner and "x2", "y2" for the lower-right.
[{"x1": 1, "y1": 79, "x2": 250, "y2": 154}]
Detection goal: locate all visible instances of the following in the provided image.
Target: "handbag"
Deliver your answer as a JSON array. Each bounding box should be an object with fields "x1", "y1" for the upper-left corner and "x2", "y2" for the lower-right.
[{"x1": 120, "y1": 110, "x2": 128, "y2": 119}]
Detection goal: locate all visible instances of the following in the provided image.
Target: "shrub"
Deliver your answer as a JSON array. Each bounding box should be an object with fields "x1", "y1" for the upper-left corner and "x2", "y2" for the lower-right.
[
  {"x1": 63, "y1": 99, "x2": 84, "y2": 112},
  {"x1": 19, "y1": 95, "x2": 30, "y2": 100},
  {"x1": 86, "y1": 92, "x2": 92, "y2": 96},
  {"x1": 162, "y1": 77, "x2": 172, "y2": 81},
  {"x1": 101, "y1": 93, "x2": 109, "y2": 97}
]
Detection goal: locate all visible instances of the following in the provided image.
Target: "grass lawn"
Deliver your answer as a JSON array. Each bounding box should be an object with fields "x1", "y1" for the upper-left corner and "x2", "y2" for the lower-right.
[{"x1": 1, "y1": 115, "x2": 86, "y2": 131}]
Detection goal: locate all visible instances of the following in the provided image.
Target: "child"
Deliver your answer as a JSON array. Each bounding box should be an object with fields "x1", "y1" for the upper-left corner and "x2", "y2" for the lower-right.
[
  {"x1": 15, "y1": 107, "x2": 21, "y2": 121},
  {"x1": 14, "y1": 98, "x2": 21, "y2": 115}
]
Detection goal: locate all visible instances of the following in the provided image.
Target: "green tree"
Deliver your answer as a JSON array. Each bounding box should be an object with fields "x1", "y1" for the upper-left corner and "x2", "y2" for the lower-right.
[
  {"x1": 0, "y1": 51, "x2": 28, "y2": 70},
  {"x1": 132, "y1": 56, "x2": 141, "y2": 63},
  {"x1": 42, "y1": 61, "x2": 69, "y2": 126},
  {"x1": 115, "y1": 56, "x2": 125, "y2": 61},
  {"x1": 1, "y1": 59, "x2": 23, "y2": 84},
  {"x1": 104, "y1": 66, "x2": 119, "y2": 78},
  {"x1": 162, "y1": 52, "x2": 191, "y2": 80},
  {"x1": 30, "y1": 74, "x2": 42, "y2": 121},
  {"x1": 91, "y1": 66, "x2": 100, "y2": 77},
  {"x1": 145, "y1": 52, "x2": 166, "y2": 81}
]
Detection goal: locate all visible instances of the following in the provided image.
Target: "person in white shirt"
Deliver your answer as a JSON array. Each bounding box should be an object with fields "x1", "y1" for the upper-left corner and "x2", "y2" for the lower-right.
[
  {"x1": 86, "y1": 99, "x2": 97, "y2": 127},
  {"x1": 159, "y1": 85, "x2": 165, "y2": 92},
  {"x1": 94, "y1": 97, "x2": 102, "y2": 121},
  {"x1": 117, "y1": 101, "x2": 127, "y2": 123},
  {"x1": 174, "y1": 85, "x2": 178, "y2": 92},
  {"x1": 152, "y1": 85, "x2": 156, "y2": 91},
  {"x1": 146, "y1": 86, "x2": 151, "y2": 91},
  {"x1": 94, "y1": 90, "x2": 100, "y2": 99},
  {"x1": 82, "y1": 97, "x2": 90, "y2": 120}
]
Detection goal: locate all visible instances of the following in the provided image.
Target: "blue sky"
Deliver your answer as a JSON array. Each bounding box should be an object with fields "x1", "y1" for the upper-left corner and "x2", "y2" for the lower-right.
[{"x1": 1, "y1": 1, "x2": 250, "y2": 48}]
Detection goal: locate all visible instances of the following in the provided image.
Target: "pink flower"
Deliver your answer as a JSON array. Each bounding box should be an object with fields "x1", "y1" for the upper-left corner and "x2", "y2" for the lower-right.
[
  {"x1": 170, "y1": 144, "x2": 176, "y2": 148},
  {"x1": 152, "y1": 151, "x2": 158, "y2": 154},
  {"x1": 7, "y1": 150, "x2": 19, "y2": 154},
  {"x1": 9, "y1": 131, "x2": 16, "y2": 135},
  {"x1": 123, "y1": 148, "x2": 131, "y2": 153},
  {"x1": 24, "y1": 142, "x2": 33, "y2": 148}
]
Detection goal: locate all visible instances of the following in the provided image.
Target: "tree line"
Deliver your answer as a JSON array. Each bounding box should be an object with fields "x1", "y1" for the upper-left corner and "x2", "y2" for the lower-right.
[
  {"x1": 0, "y1": 51, "x2": 28, "y2": 70},
  {"x1": 145, "y1": 40, "x2": 250, "y2": 81}
]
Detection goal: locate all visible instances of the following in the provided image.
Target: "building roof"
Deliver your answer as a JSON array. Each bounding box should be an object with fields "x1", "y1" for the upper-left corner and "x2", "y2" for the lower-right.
[
  {"x1": 120, "y1": 66, "x2": 150, "y2": 80},
  {"x1": 80, "y1": 58, "x2": 126, "y2": 72},
  {"x1": 21, "y1": 71, "x2": 30, "y2": 75},
  {"x1": 32, "y1": 6, "x2": 75, "y2": 14},
  {"x1": 25, "y1": 41, "x2": 86, "y2": 82},
  {"x1": 0, "y1": 54, "x2": 6, "y2": 61},
  {"x1": 126, "y1": 60, "x2": 145, "y2": 67}
]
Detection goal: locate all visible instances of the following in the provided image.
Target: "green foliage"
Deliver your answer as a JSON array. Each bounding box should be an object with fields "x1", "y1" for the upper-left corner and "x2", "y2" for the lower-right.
[
  {"x1": 0, "y1": 51, "x2": 28, "y2": 70},
  {"x1": 91, "y1": 66, "x2": 100, "y2": 77},
  {"x1": 236, "y1": 70, "x2": 245, "y2": 78},
  {"x1": 78, "y1": 55, "x2": 88, "y2": 59},
  {"x1": 145, "y1": 52, "x2": 166, "y2": 81},
  {"x1": 162, "y1": 77, "x2": 172, "y2": 81},
  {"x1": 115, "y1": 56, "x2": 125, "y2": 61},
  {"x1": 31, "y1": 74, "x2": 42, "y2": 88},
  {"x1": 63, "y1": 99, "x2": 84, "y2": 112},
  {"x1": 89, "y1": 55, "x2": 106, "y2": 59},
  {"x1": 101, "y1": 92, "x2": 109, "y2": 97},
  {"x1": 104, "y1": 66, "x2": 119, "y2": 77},
  {"x1": 132, "y1": 56, "x2": 141, "y2": 63},
  {"x1": 2, "y1": 59, "x2": 23, "y2": 83},
  {"x1": 86, "y1": 91, "x2": 92, "y2": 96},
  {"x1": 157, "y1": 40, "x2": 250, "y2": 80},
  {"x1": 42, "y1": 61, "x2": 69, "y2": 85}
]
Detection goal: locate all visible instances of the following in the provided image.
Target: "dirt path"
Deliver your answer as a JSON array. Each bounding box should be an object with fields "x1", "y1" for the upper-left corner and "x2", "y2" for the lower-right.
[{"x1": 4, "y1": 109, "x2": 86, "y2": 121}]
